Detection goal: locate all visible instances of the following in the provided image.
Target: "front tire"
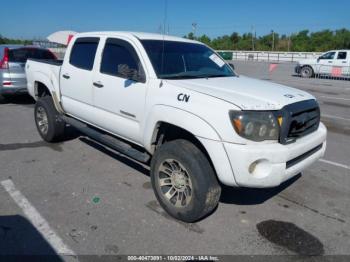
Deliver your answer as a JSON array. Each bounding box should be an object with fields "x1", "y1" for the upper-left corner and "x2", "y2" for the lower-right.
[
  {"x1": 34, "y1": 96, "x2": 65, "y2": 142},
  {"x1": 301, "y1": 66, "x2": 314, "y2": 78},
  {"x1": 150, "y1": 139, "x2": 221, "y2": 222}
]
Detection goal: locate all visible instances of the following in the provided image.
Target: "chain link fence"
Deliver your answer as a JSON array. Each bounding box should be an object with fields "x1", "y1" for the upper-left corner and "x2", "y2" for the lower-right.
[
  {"x1": 49, "y1": 48, "x2": 66, "y2": 59},
  {"x1": 217, "y1": 51, "x2": 322, "y2": 63}
]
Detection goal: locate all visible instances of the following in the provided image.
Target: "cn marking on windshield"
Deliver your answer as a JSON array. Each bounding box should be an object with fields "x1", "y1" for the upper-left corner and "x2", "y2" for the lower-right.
[{"x1": 177, "y1": 93, "x2": 190, "y2": 102}]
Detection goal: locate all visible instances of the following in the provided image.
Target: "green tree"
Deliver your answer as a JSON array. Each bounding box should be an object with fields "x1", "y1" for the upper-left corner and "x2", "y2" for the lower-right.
[
  {"x1": 310, "y1": 30, "x2": 334, "y2": 51},
  {"x1": 290, "y1": 30, "x2": 310, "y2": 51},
  {"x1": 333, "y1": 29, "x2": 350, "y2": 49},
  {"x1": 197, "y1": 34, "x2": 211, "y2": 46}
]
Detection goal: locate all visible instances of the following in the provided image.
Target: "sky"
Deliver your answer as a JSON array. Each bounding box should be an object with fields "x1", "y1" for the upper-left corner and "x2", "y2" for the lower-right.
[{"x1": 1, "y1": 0, "x2": 350, "y2": 39}]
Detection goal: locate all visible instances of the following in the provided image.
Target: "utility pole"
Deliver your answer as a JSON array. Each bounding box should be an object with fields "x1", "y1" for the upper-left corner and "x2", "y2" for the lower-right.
[
  {"x1": 271, "y1": 30, "x2": 275, "y2": 51},
  {"x1": 287, "y1": 35, "x2": 291, "y2": 52},
  {"x1": 251, "y1": 25, "x2": 255, "y2": 51}
]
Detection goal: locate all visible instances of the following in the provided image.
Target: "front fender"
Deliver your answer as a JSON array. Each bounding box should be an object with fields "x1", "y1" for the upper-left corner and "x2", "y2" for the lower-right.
[{"x1": 143, "y1": 105, "x2": 221, "y2": 153}]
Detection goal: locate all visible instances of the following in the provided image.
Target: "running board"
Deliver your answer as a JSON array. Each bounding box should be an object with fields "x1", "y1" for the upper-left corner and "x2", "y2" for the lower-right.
[{"x1": 62, "y1": 116, "x2": 150, "y2": 163}]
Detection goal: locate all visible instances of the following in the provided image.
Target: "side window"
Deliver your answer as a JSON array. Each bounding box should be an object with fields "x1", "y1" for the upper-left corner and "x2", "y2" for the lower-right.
[
  {"x1": 337, "y1": 52, "x2": 347, "y2": 60},
  {"x1": 319, "y1": 52, "x2": 336, "y2": 60},
  {"x1": 100, "y1": 38, "x2": 145, "y2": 82},
  {"x1": 69, "y1": 37, "x2": 99, "y2": 70}
]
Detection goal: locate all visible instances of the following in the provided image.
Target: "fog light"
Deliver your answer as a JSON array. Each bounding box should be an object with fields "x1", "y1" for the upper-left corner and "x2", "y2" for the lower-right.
[
  {"x1": 248, "y1": 159, "x2": 272, "y2": 179},
  {"x1": 249, "y1": 161, "x2": 258, "y2": 174}
]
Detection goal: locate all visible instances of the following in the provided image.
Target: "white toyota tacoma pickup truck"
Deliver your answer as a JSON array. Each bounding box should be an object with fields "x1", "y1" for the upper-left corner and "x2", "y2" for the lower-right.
[{"x1": 26, "y1": 32, "x2": 327, "y2": 222}]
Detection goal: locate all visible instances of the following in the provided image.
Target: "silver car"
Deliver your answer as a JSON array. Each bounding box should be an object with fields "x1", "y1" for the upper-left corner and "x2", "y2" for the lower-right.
[{"x1": 0, "y1": 45, "x2": 56, "y2": 101}]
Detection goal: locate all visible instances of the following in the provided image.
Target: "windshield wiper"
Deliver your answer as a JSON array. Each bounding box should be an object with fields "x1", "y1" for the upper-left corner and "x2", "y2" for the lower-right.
[
  {"x1": 199, "y1": 74, "x2": 232, "y2": 78},
  {"x1": 161, "y1": 73, "x2": 234, "y2": 80},
  {"x1": 161, "y1": 74, "x2": 203, "y2": 79}
]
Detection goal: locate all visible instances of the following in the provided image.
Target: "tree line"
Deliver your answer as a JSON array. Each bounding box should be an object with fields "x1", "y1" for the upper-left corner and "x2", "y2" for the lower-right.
[
  {"x1": 2, "y1": 28, "x2": 350, "y2": 52},
  {"x1": 0, "y1": 35, "x2": 32, "y2": 45},
  {"x1": 184, "y1": 28, "x2": 350, "y2": 52}
]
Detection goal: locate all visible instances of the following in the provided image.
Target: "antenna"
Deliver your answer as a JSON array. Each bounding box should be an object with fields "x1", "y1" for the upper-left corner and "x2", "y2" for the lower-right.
[{"x1": 160, "y1": 0, "x2": 168, "y2": 86}]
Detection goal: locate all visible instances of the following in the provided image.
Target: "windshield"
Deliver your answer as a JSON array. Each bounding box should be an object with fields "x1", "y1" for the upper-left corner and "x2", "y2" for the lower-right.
[{"x1": 141, "y1": 40, "x2": 235, "y2": 79}]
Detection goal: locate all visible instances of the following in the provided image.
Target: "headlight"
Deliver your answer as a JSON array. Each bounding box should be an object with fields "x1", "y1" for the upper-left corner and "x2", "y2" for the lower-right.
[{"x1": 229, "y1": 111, "x2": 280, "y2": 141}]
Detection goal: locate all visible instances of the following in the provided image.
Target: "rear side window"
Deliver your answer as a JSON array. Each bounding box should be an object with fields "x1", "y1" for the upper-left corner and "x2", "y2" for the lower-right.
[
  {"x1": 69, "y1": 37, "x2": 99, "y2": 70},
  {"x1": 337, "y1": 52, "x2": 347, "y2": 60},
  {"x1": 8, "y1": 48, "x2": 56, "y2": 63},
  {"x1": 100, "y1": 38, "x2": 145, "y2": 82}
]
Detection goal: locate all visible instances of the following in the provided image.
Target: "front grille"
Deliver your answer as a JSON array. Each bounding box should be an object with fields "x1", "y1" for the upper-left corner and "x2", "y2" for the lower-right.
[
  {"x1": 288, "y1": 107, "x2": 320, "y2": 138},
  {"x1": 279, "y1": 100, "x2": 320, "y2": 144}
]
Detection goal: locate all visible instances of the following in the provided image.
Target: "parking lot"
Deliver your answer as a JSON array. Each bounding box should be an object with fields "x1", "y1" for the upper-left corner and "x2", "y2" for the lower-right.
[{"x1": 0, "y1": 61, "x2": 349, "y2": 259}]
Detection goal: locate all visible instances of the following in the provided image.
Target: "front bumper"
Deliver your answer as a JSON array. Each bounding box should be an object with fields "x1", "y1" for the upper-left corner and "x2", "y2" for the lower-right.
[
  {"x1": 295, "y1": 65, "x2": 301, "y2": 74},
  {"x1": 223, "y1": 123, "x2": 327, "y2": 188},
  {"x1": 199, "y1": 123, "x2": 327, "y2": 188}
]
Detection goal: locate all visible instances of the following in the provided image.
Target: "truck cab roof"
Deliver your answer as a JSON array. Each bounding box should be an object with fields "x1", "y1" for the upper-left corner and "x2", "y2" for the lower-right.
[{"x1": 74, "y1": 31, "x2": 200, "y2": 44}]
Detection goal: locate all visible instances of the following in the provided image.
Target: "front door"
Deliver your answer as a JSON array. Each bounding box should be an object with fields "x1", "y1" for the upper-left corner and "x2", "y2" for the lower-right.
[
  {"x1": 92, "y1": 37, "x2": 147, "y2": 144},
  {"x1": 316, "y1": 51, "x2": 336, "y2": 74}
]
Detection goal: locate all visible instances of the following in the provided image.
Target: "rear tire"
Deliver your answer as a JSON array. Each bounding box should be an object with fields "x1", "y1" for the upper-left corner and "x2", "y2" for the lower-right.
[
  {"x1": 301, "y1": 66, "x2": 314, "y2": 78},
  {"x1": 34, "y1": 96, "x2": 65, "y2": 142},
  {"x1": 150, "y1": 139, "x2": 221, "y2": 222}
]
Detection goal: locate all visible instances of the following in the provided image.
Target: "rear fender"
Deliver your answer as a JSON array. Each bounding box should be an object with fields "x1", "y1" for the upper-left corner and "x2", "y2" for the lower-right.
[
  {"x1": 33, "y1": 72, "x2": 54, "y2": 98},
  {"x1": 34, "y1": 72, "x2": 64, "y2": 113}
]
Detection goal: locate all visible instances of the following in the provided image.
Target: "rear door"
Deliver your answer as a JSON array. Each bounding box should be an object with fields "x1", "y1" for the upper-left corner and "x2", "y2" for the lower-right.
[
  {"x1": 333, "y1": 51, "x2": 349, "y2": 76},
  {"x1": 8, "y1": 48, "x2": 56, "y2": 89},
  {"x1": 92, "y1": 37, "x2": 147, "y2": 143},
  {"x1": 60, "y1": 37, "x2": 100, "y2": 121}
]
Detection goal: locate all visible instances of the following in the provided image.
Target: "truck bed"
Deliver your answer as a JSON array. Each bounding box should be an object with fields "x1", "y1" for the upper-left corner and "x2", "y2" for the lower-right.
[{"x1": 26, "y1": 58, "x2": 62, "y2": 99}]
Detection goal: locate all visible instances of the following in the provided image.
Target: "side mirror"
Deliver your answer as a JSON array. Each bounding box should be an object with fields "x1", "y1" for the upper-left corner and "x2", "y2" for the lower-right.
[
  {"x1": 228, "y1": 63, "x2": 235, "y2": 70},
  {"x1": 118, "y1": 64, "x2": 146, "y2": 83},
  {"x1": 118, "y1": 64, "x2": 136, "y2": 80}
]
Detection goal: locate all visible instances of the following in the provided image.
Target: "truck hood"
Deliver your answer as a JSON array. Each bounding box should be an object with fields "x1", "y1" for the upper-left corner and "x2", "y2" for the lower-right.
[
  {"x1": 170, "y1": 75, "x2": 315, "y2": 110},
  {"x1": 298, "y1": 58, "x2": 317, "y2": 65}
]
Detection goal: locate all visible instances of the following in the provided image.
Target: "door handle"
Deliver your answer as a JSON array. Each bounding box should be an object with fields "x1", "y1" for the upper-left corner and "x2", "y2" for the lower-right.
[
  {"x1": 93, "y1": 81, "x2": 104, "y2": 88},
  {"x1": 62, "y1": 74, "x2": 70, "y2": 79},
  {"x1": 328, "y1": 61, "x2": 333, "y2": 63},
  {"x1": 342, "y1": 61, "x2": 346, "y2": 63}
]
